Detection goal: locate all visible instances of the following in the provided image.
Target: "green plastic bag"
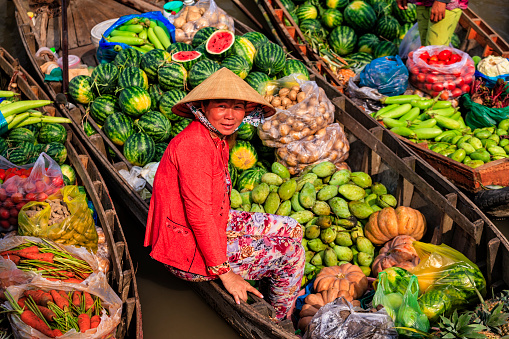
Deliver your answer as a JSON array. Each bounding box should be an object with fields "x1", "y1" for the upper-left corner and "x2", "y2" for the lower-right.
[{"x1": 461, "y1": 93, "x2": 509, "y2": 129}]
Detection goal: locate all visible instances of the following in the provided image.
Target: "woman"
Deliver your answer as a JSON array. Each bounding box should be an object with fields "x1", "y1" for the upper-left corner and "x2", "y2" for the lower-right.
[
  {"x1": 397, "y1": 0, "x2": 468, "y2": 46},
  {"x1": 144, "y1": 68, "x2": 305, "y2": 319}
]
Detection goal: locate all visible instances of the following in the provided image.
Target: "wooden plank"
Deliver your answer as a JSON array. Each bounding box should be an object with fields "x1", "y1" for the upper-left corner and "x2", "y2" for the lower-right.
[
  {"x1": 65, "y1": 2, "x2": 78, "y2": 50},
  {"x1": 437, "y1": 193, "x2": 457, "y2": 244},
  {"x1": 487, "y1": 237, "x2": 501, "y2": 288},
  {"x1": 70, "y1": 0, "x2": 95, "y2": 47}
]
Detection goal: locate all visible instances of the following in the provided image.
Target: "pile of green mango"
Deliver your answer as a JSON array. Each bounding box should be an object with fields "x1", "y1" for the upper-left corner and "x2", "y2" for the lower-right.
[{"x1": 229, "y1": 160, "x2": 400, "y2": 287}]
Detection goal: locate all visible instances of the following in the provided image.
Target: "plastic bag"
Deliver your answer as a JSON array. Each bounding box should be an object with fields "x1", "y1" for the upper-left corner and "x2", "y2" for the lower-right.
[
  {"x1": 3, "y1": 273, "x2": 121, "y2": 339},
  {"x1": 119, "y1": 166, "x2": 146, "y2": 192},
  {"x1": 171, "y1": 0, "x2": 234, "y2": 44},
  {"x1": 305, "y1": 297, "x2": 397, "y2": 339},
  {"x1": 275, "y1": 123, "x2": 349, "y2": 176},
  {"x1": 397, "y1": 276, "x2": 430, "y2": 336},
  {"x1": 398, "y1": 23, "x2": 420, "y2": 60},
  {"x1": 140, "y1": 162, "x2": 159, "y2": 186},
  {"x1": 0, "y1": 153, "x2": 64, "y2": 232},
  {"x1": 407, "y1": 46, "x2": 475, "y2": 99},
  {"x1": 359, "y1": 56, "x2": 409, "y2": 96},
  {"x1": 97, "y1": 12, "x2": 176, "y2": 64},
  {"x1": 258, "y1": 75, "x2": 335, "y2": 148},
  {"x1": 346, "y1": 74, "x2": 385, "y2": 114},
  {"x1": 18, "y1": 185, "x2": 98, "y2": 252},
  {"x1": 462, "y1": 93, "x2": 509, "y2": 129}
]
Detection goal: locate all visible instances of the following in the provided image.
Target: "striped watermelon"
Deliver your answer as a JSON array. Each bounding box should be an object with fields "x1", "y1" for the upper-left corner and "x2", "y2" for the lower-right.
[
  {"x1": 237, "y1": 123, "x2": 256, "y2": 141},
  {"x1": 118, "y1": 66, "x2": 149, "y2": 90},
  {"x1": 90, "y1": 63, "x2": 119, "y2": 95},
  {"x1": 326, "y1": 0, "x2": 349, "y2": 9},
  {"x1": 136, "y1": 111, "x2": 171, "y2": 142},
  {"x1": 172, "y1": 51, "x2": 202, "y2": 71},
  {"x1": 244, "y1": 72, "x2": 270, "y2": 94},
  {"x1": 348, "y1": 52, "x2": 373, "y2": 68},
  {"x1": 232, "y1": 36, "x2": 257, "y2": 67},
  {"x1": 38, "y1": 123, "x2": 67, "y2": 144},
  {"x1": 373, "y1": 41, "x2": 399, "y2": 58},
  {"x1": 221, "y1": 56, "x2": 250, "y2": 79},
  {"x1": 230, "y1": 140, "x2": 258, "y2": 171},
  {"x1": 83, "y1": 120, "x2": 97, "y2": 137},
  {"x1": 392, "y1": 1, "x2": 416, "y2": 23},
  {"x1": 140, "y1": 49, "x2": 172, "y2": 82},
  {"x1": 149, "y1": 84, "x2": 164, "y2": 111},
  {"x1": 344, "y1": 1, "x2": 377, "y2": 32},
  {"x1": 279, "y1": 59, "x2": 310, "y2": 80},
  {"x1": 321, "y1": 9, "x2": 343, "y2": 29},
  {"x1": 280, "y1": 0, "x2": 296, "y2": 12},
  {"x1": 158, "y1": 63, "x2": 188, "y2": 91},
  {"x1": 372, "y1": 1, "x2": 392, "y2": 17},
  {"x1": 113, "y1": 48, "x2": 142, "y2": 69},
  {"x1": 189, "y1": 59, "x2": 221, "y2": 88},
  {"x1": 192, "y1": 27, "x2": 218, "y2": 48},
  {"x1": 170, "y1": 118, "x2": 192, "y2": 138},
  {"x1": 90, "y1": 94, "x2": 120, "y2": 125},
  {"x1": 206, "y1": 30, "x2": 235, "y2": 60},
  {"x1": 8, "y1": 128, "x2": 35, "y2": 145},
  {"x1": 357, "y1": 33, "x2": 380, "y2": 55},
  {"x1": 296, "y1": 4, "x2": 318, "y2": 21},
  {"x1": 119, "y1": 86, "x2": 151, "y2": 118},
  {"x1": 44, "y1": 142, "x2": 67, "y2": 165},
  {"x1": 254, "y1": 43, "x2": 286, "y2": 76},
  {"x1": 399, "y1": 22, "x2": 413, "y2": 40},
  {"x1": 0, "y1": 138, "x2": 7, "y2": 158},
  {"x1": 123, "y1": 132, "x2": 155, "y2": 167},
  {"x1": 153, "y1": 142, "x2": 169, "y2": 162},
  {"x1": 237, "y1": 166, "x2": 268, "y2": 191},
  {"x1": 299, "y1": 19, "x2": 323, "y2": 35},
  {"x1": 451, "y1": 33, "x2": 460, "y2": 49},
  {"x1": 285, "y1": 12, "x2": 300, "y2": 26},
  {"x1": 23, "y1": 122, "x2": 42, "y2": 137},
  {"x1": 69, "y1": 75, "x2": 95, "y2": 104},
  {"x1": 228, "y1": 161, "x2": 238, "y2": 188},
  {"x1": 159, "y1": 89, "x2": 187, "y2": 122},
  {"x1": 103, "y1": 112, "x2": 134, "y2": 146},
  {"x1": 167, "y1": 42, "x2": 193, "y2": 54},
  {"x1": 375, "y1": 15, "x2": 401, "y2": 40},
  {"x1": 194, "y1": 43, "x2": 207, "y2": 56},
  {"x1": 242, "y1": 32, "x2": 269, "y2": 50},
  {"x1": 329, "y1": 26, "x2": 358, "y2": 56},
  {"x1": 7, "y1": 147, "x2": 31, "y2": 166}
]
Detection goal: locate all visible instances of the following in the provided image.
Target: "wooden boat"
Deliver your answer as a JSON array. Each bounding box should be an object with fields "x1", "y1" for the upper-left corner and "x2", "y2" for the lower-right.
[{"x1": 0, "y1": 47, "x2": 143, "y2": 338}]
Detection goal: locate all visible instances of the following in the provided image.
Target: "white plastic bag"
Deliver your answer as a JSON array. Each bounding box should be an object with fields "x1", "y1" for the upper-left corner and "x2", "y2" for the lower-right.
[
  {"x1": 140, "y1": 162, "x2": 159, "y2": 186},
  {"x1": 346, "y1": 74, "x2": 385, "y2": 114},
  {"x1": 398, "y1": 23, "x2": 420, "y2": 60},
  {"x1": 119, "y1": 166, "x2": 146, "y2": 192}
]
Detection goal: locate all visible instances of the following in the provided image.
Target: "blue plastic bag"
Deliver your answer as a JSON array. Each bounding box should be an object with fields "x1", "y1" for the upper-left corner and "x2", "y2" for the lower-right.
[
  {"x1": 359, "y1": 55, "x2": 409, "y2": 96},
  {"x1": 97, "y1": 11, "x2": 175, "y2": 64},
  {"x1": 475, "y1": 69, "x2": 509, "y2": 88}
]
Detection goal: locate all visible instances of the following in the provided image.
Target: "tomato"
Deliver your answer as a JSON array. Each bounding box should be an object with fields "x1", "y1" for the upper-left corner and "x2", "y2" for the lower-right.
[
  {"x1": 37, "y1": 193, "x2": 48, "y2": 202},
  {"x1": 52, "y1": 177, "x2": 64, "y2": 187},
  {"x1": 461, "y1": 84, "x2": 471, "y2": 93},
  {"x1": 3, "y1": 199, "x2": 13, "y2": 209},
  {"x1": 444, "y1": 81, "x2": 456, "y2": 91},
  {"x1": 452, "y1": 88, "x2": 463, "y2": 97},
  {"x1": 440, "y1": 91, "x2": 450, "y2": 100},
  {"x1": 436, "y1": 60, "x2": 447, "y2": 66},
  {"x1": 16, "y1": 202, "x2": 26, "y2": 210},
  {"x1": 5, "y1": 183, "x2": 17, "y2": 195},
  {"x1": 0, "y1": 220, "x2": 10, "y2": 229},
  {"x1": 35, "y1": 181, "x2": 46, "y2": 193},
  {"x1": 23, "y1": 169, "x2": 31, "y2": 176},
  {"x1": 425, "y1": 83, "x2": 433, "y2": 91},
  {"x1": 421, "y1": 51, "x2": 430, "y2": 59},
  {"x1": 408, "y1": 51, "x2": 414, "y2": 59},
  {"x1": 25, "y1": 193, "x2": 36, "y2": 201},
  {"x1": 0, "y1": 169, "x2": 5, "y2": 180},
  {"x1": 455, "y1": 77, "x2": 465, "y2": 87},
  {"x1": 9, "y1": 208, "x2": 18, "y2": 218},
  {"x1": 432, "y1": 83, "x2": 445, "y2": 91},
  {"x1": 24, "y1": 181, "x2": 36, "y2": 193},
  {"x1": 426, "y1": 74, "x2": 438, "y2": 83},
  {"x1": 417, "y1": 73, "x2": 426, "y2": 83},
  {"x1": 409, "y1": 66, "x2": 420, "y2": 74},
  {"x1": 450, "y1": 54, "x2": 461, "y2": 63},
  {"x1": 0, "y1": 208, "x2": 9, "y2": 219},
  {"x1": 42, "y1": 176, "x2": 51, "y2": 184},
  {"x1": 438, "y1": 50, "x2": 452, "y2": 61},
  {"x1": 463, "y1": 75, "x2": 474, "y2": 84},
  {"x1": 0, "y1": 188, "x2": 6, "y2": 202},
  {"x1": 11, "y1": 192, "x2": 23, "y2": 204}
]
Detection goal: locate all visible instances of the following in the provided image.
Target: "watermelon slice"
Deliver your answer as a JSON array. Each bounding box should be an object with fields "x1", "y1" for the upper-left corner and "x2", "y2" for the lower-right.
[
  {"x1": 205, "y1": 30, "x2": 235, "y2": 60},
  {"x1": 172, "y1": 51, "x2": 202, "y2": 71}
]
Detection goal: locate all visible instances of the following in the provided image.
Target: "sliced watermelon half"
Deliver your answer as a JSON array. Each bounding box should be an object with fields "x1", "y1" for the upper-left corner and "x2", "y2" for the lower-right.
[
  {"x1": 172, "y1": 51, "x2": 203, "y2": 71},
  {"x1": 205, "y1": 30, "x2": 235, "y2": 60}
]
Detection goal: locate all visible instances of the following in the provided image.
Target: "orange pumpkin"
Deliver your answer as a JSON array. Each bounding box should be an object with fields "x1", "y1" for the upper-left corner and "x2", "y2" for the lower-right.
[
  {"x1": 364, "y1": 206, "x2": 427, "y2": 245},
  {"x1": 372, "y1": 235, "x2": 420, "y2": 276},
  {"x1": 313, "y1": 264, "x2": 368, "y2": 299},
  {"x1": 298, "y1": 288, "x2": 352, "y2": 332}
]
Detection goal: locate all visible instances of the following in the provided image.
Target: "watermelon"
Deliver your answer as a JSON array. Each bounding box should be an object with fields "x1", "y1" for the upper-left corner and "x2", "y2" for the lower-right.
[
  {"x1": 205, "y1": 30, "x2": 235, "y2": 60},
  {"x1": 83, "y1": 121, "x2": 97, "y2": 137},
  {"x1": 158, "y1": 63, "x2": 188, "y2": 91},
  {"x1": 237, "y1": 166, "x2": 268, "y2": 191},
  {"x1": 103, "y1": 112, "x2": 134, "y2": 146},
  {"x1": 254, "y1": 43, "x2": 286, "y2": 76},
  {"x1": 90, "y1": 94, "x2": 120, "y2": 125},
  {"x1": 8, "y1": 128, "x2": 35, "y2": 145},
  {"x1": 44, "y1": 142, "x2": 67, "y2": 165},
  {"x1": 373, "y1": 40, "x2": 398, "y2": 58},
  {"x1": 34, "y1": 143, "x2": 46, "y2": 154},
  {"x1": 299, "y1": 19, "x2": 323, "y2": 36},
  {"x1": 136, "y1": 111, "x2": 171, "y2": 142},
  {"x1": 221, "y1": 56, "x2": 250, "y2": 79},
  {"x1": 7, "y1": 147, "x2": 31, "y2": 166},
  {"x1": 170, "y1": 118, "x2": 192, "y2": 138},
  {"x1": 118, "y1": 66, "x2": 149, "y2": 90},
  {"x1": 167, "y1": 42, "x2": 193, "y2": 54},
  {"x1": 194, "y1": 43, "x2": 207, "y2": 56},
  {"x1": 296, "y1": 4, "x2": 318, "y2": 21},
  {"x1": 0, "y1": 138, "x2": 7, "y2": 158},
  {"x1": 392, "y1": 1, "x2": 416, "y2": 23},
  {"x1": 244, "y1": 72, "x2": 270, "y2": 94},
  {"x1": 375, "y1": 15, "x2": 401, "y2": 40},
  {"x1": 325, "y1": 0, "x2": 349, "y2": 10},
  {"x1": 285, "y1": 12, "x2": 300, "y2": 26},
  {"x1": 159, "y1": 89, "x2": 187, "y2": 122},
  {"x1": 90, "y1": 63, "x2": 119, "y2": 95},
  {"x1": 69, "y1": 75, "x2": 95, "y2": 105},
  {"x1": 38, "y1": 123, "x2": 67, "y2": 144},
  {"x1": 399, "y1": 22, "x2": 413, "y2": 40},
  {"x1": 189, "y1": 59, "x2": 221, "y2": 88},
  {"x1": 321, "y1": 9, "x2": 343, "y2": 29},
  {"x1": 119, "y1": 86, "x2": 151, "y2": 118},
  {"x1": 348, "y1": 52, "x2": 373, "y2": 68},
  {"x1": 230, "y1": 140, "x2": 258, "y2": 171},
  {"x1": 232, "y1": 36, "x2": 257, "y2": 67},
  {"x1": 237, "y1": 123, "x2": 256, "y2": 141},
  {"x1": 280, "y1": 0, "x2": 296, "y2": 12},
  {"x1": 148, "y1": 84, "x2": 164, "y2": 111},
  {"x1": 153, "y1": 142, "x2": 169, "y2": 162},
  {"x1": 254, "y1": 142, "x2": 275, "y2": 162},
  {"x1": 451, "y1": 33, "x2": 460, "y2": 49},
  {"x1": 242, "y1": 32, "x2": 269, "y2": 50},
  {"x1": 344, "y1": 1, "x2": 377, "y2": 32},
  {"x1": 228, "y1": 161, "x2": 238, "y2": 188},
  {"x1": 372, "y1": 1, "x2": 392, "y2": 17},
  {"x1": 279, "y1": 59, "x2": 310, "y2": 80},
  {"x1": 113, "y1": 48, "x2": 142, "y2": 69},
  {"x1": 140, "y1": 49, "x2": 172, "y2": 82},
  {"x1": 357, "y1": 33, "x2": 380, "y2": 55},
  {"x1": 123, "y1": 132, "x2": 155, "y2": 167},
  {"x1": 192, "y1": 27, "x2": 218, "y2": 48},
  {"x1": 60, "y1": 164, "x2": 76, "y2": 185},
  {"x1": 23, "y1": 122, "x2": 42, "y2": 137},
  {"x1": 329, "y1": 26, "x2": 358, "y2": 56},
  {"x1": 172, "y1": 51, "x2": 202, "y2": 71}
]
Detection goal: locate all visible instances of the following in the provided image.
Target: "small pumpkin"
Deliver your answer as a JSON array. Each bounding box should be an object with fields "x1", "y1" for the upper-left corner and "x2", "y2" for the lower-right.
[
  {"x1": 372, "y1": 235, "x2": 420, "y2": 276},
  {"x1": 364, "y1": 206, "x2": 427, "y2": 245},
  {"x1": 313, "y1": 263, "x2": 368, "y2": 299}
]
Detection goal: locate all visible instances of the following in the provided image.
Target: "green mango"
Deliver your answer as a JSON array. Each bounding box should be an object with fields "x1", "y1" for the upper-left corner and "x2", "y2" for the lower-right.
[
  {"x1": 313, "y1": 179, "x2": 324, "y2": 187},
  {"x1": 496, "y1": 128, "x2": 507, "y2": 136},
  {"x1": 458, "y1": 142, "x2": 476, "y2": 155},
  {"x1": 262, "y1": 173, "x2": 283, "y2": 186},
  {"x1": 323, "y1": 175, "x2": 332, "y2": 184},
  {"x1": 242, "y1": 203, "x2": 251, "y2": 211},
  {"x1": 269, "y1": 185, "x2": 279, "y2": 193},
  {"x1": 310, "y1": 252, "x2": 322, "y2": 266},
  {"x1": 302, "y1": 238, "x2": 308, "y2": 250},
  {"x1": 364, "y1": 193, "x2": 378, "y2": 206},
  {"x1": 335, "y1": 231, "x2": 353, "y2": 247},
  {"x1": 376, "y1": 194, "x2": 397, "y2": 208},
  {"x1": 324, "y1": 247, "x2": 338, "y2": 267},
  {"x1": 316, "y1": 216, "x2": 334, "y2": 229},
  {"x1": 449, "y1": 149, "x2": 466, "y2": 163},
  {"x1": 489, "y1": 133, "x2": 500, "y2": 144},
  {"x1": 312, "y1": 201, "x2": 331, "y2": 216},
  {"x1": 338, "y1": 184, "x2": 365, "y2": 201},
  {"x1": 320, "y1": 227, "x2": 336, "y2": 244},
  {"x1": 305, "y1": 250, "x2": 315, "y2": 262},
  {"x1": 463, "y1": 156, "x2": 472, "y2": 163},
  {"x1": 328, "y1": 197, "x2": 351, "y2": 218},
  {"x1": 348, "y1": 201, "x2": 374, "y2": 219},
  {"x1": 371, "y1": 182, "x2": 388, "y2": 195},
  {"x1": 504, "y1": 144, "x2": 509, "y2": 154},
  {"x1": 364, "y1": 188, "x2": 372, "y2": 195},
  {"x1": 312, "y1": 161, "x2": 336, "y2": 178},
  {"x1": 308, "y1": 238, "x2": 327, "y2": 252},
  {"x1": 317, "y1": 185, "x2": 339, "y2": 201},
  {"x1": 299, "y1": 182, "x2": 317, "y2": 209},
  {"x1": 356, "y1": 236, "x2": 375, "y2": 254},
  {"x1": 456, "y1": 135, "x2": 472, "y2": 146},
  {"x1": 240, "y1": 191, "x2": 252, "y2": 205},
  {"x1": 335, "y1": 216, "x2": 357, "y2": 229},
  {"x1": 264, "y1": 192, "x2": 280, "y2": 214},
  {"x1": 450, "y1": 136, "x2": 462, "y2": 145},
  {"x1": 350, "y1": 172, "x2": 372, "y2": 188},
  {"x1": 465, "y1": 160, "x2": 484, "y2": 168},
  {"x1": 329, "y1": 169, "x2": 351, "y2": 186},
  {"x1": 488, "y1": 146, "x2": 506, "y2": 155},
  {"x1": 290, "y1": 210, "x2": 314, "y2": 224},
  {"x1": 351, "y1": 226, "x2": 364, "y2": 242},
  {"x1": 371, "y1": 205, "x2": 382, "y2": 212},
  {"x1": 492, "y1": 155, "x2": 508, "y2": 160},
  {"x1": 230, "y1": 189, "x2": 242, "y2": 208},
  {"x1": 470, "y1": 149, "x2": 491, "y2": 163},
  {"x1": 296, "y1": 173, "x2": 318, "y2": 191},
  {"x1": 291, "y1": 192, "x2": 305, "y2": 212},
  {"x1": 271, "y1": 162, "x2": 290, "y2": 179},
  {"x1": 500, "y1": 139, "x2": 509, "y2": 147},
  {"x1": 304, "y1": 262, "x2": 316, "y2": 275},
  {"x1": 474, "y1": 129, "x2": 492, "y2": 139},
  {"x1": 252, "y1": 183, "x2": 270, "y2": 204},
  {"x1": 278, "y1": 178, "x2": 297, "y2": 201},
  {"x1": 357, "y1": 252, "x2": 373, "y2": 267},
  {"x1": 360, "y1": 266, "x2": 371, "y2": 277},
  {"x1": 314, "y1": 265, "x2": 325, "y2": 275},
  {"x1": 333, "y1": 245, "x2": 353, "y2": 261},
  {"x1": 498, "y1": 119, "x2": 509, "y2": 130},
  {"x1": 276, "y1": 200, "x2": 292, "y2": 216},
  {"x1": 250, "y1": 203, "x2": 265, "y2": 213},
  {"x1": 484, "y1": 139, "x2": 498, "y2": 149},
  {"x1": 306, "y1": 217, "x2": 318, "y2": 227},
  {"x1": 305, "y1": 225, "x2": 321, "y2": 239}
]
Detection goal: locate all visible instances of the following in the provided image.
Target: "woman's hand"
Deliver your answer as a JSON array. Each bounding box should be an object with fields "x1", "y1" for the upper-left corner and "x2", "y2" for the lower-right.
[
  {"x1": 219, "y1": 270, "x2": 264, "y2": 304},
  {"x1": 396, "y1": 0, "x2": 407, "y2": 10},
  {"x1": 430, "y1": 1, "x2": 446, "y2": 22}
]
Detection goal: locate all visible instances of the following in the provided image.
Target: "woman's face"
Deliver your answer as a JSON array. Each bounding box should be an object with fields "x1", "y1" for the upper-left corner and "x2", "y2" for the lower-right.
[{"x1": 202, "y1": 99, "x2": 245, "y2": 135}]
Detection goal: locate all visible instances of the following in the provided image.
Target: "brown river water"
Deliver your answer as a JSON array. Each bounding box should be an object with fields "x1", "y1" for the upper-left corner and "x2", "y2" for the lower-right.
[{"x1": 0, "y1": 0, "x2": 508, "y2": 337}]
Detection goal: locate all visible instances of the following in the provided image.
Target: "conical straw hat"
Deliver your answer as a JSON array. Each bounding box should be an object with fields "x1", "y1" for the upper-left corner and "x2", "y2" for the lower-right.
[{"x1": 172, "y1": 67, "x2": 275, "y2": 118}]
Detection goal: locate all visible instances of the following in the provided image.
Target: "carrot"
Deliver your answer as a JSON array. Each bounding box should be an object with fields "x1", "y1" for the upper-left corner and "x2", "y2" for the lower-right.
[
  {"x1": 1, "y1": 245, "x2": 39, "y2": 256},
  {"x1": 39, "y1": 293, "x2": 53, "y2": 307},
  {"x1": 18, "y1": 297, "x2": 26, "y2": 309},
  {"x1": 53, "y1": 329, "x2": 63, "y2": 337},
  {"x1": 37, "y1": 305, "x2": 56, "y2": 322},
  {"x1": 78, "y1": 313, "x2": 91, "y2": 333},
  {"x1": 46, "y1": 278, "x2": 60, "y2": 282},
  {"x1": 20, "y1": 310, "x2": 55, "y2": 337},
  {"x1": 90, "y1": 315, "x2": 101, "y2": 329},
  {"x1": 58, "y1": 290, "x2": 69, "y2": 302},
  {"x1": 63, "y1": 278, "x2": 83, "y2": 284},
  {"x1": 83, "y1": 292, "x2": 94, "y2": 311},
  {"x1": 1, "y1": 254, "x2": 20, "y2": 264},
  {"x1": 49, "y1": 290, "x2": 68, "y2": 309},
  {"x1": 18, "y1": 252, "x2": 54, "y2": 262},
  {"x1": 24, "y1": 290, "x2": 44, "y2": 304},
  {"x1": 72, "y1": 291, "x2": 82, "y2": 307}
]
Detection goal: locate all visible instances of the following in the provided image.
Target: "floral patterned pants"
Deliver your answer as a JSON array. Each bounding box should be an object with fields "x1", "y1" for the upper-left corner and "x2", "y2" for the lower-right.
[{"x1": 166, "y1": 210, "x2": 305, "y2": 319}]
